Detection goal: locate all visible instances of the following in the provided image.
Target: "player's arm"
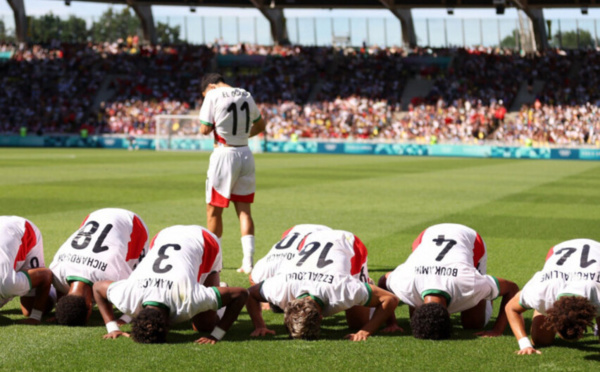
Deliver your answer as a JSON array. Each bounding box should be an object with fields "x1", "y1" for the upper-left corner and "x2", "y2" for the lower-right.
[
  {"x1": 345, "y1": 284, "x2": 399, "y2": 342},
  {"x1": 19, "y1": 268, "x2": 53, "y2": 325},
  {"x1": 479, "y1": 277, "x2": 519, "y2": 337},
  {"x1": 377, "y1": 272, "x2": 401, "y2": 332},
  {"x1": 93, "y1": 280, "x2": 130, "y2": 339},
  {"x1": 246, "y1": 283, "x2": 276, "y2": 337},
  {"x1": 194, "y1": 286, "x2": 249, "y2": 344},
  {"x1": 249, "y1": 116, "x2": 266, "y2": 138},
  {"x1": 200, "y1": 123, "x2": 214, "y2": 135},
  {"x1": 505, "y1": 291, "x2": 540, "y2": 355}
]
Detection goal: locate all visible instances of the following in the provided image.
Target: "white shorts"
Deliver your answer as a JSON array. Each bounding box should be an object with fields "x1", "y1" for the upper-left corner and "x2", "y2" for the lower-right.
[
  {"x1": 206, "y1": 146, "x2": 255, "y2": 208},
  {"x1": 0, "y1": 266, "x2": 32, "y2": 308}
]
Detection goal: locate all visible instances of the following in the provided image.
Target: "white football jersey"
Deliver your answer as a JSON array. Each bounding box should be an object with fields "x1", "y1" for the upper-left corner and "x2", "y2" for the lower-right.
[
  {"x1": 519, "y1": 239, "x2": 600, "y2": 315},
  {"x1": 107, "y1": 225, "x2": 222, "y2": 323},
  {"x1": 50, "y1": 208, "x2": 149, "y2": 294},
  {"x1": 251, "y1": 224, "x2": 332, "y2": 283},
  {"x1": 387, "y1": 224, "x2": 498, "y2": 314},
  {"x1": 261, "y1": 273, "x2": 372, "y2": 317},
  {"x1": 278, "y1": 229, "x2": 369, "y2": 282},
  {"x1": 0, "y1": 216, "x2": 45, "y2": 306},
  {"x1": 199, "y1": 86, "x2": 261, "y2": 146}
]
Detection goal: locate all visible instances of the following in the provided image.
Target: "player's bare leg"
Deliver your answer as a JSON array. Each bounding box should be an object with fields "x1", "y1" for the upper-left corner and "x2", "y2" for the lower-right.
[
  {"x1": 530, "y1": 310, "x2": 556, "y2": 347},
  {"x1": 206, "y1": 204, "x2": 224, "y2": 238},
  {"x1": 234, "y1": 201, "x2": 255, "y2": 273},
  {"x1": 461, "y1": 299, "x2": 487, "y2": 330}
]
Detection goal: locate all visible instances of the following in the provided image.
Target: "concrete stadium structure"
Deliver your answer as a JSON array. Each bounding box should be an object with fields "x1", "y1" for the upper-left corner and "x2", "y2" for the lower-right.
[{"x1": 5, "y1": 0, "x2": 600, "y2": 49}]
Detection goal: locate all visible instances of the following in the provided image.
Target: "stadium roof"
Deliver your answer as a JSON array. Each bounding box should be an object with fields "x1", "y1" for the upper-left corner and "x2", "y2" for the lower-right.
[{"x1": 50, "y1": 0, "x2": 600, "y2": 9}]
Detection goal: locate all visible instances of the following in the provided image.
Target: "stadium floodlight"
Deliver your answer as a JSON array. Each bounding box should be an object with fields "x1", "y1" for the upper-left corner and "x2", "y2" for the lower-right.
[
  {"x1": 493, "y1": 0, "x2": 505, "y2": 15},
  {"x1": 190, "y1": 7, "x2": 196, "y2": 12},
  {"x1": 65, "y1": 0, "x2": 71, "y2": 5},
  {"x1": 581, "y1": 7, "x2": 589, "y2": 15},
  {"x1": 447, "y1": 8, "x2": 454, "y2": 15}
]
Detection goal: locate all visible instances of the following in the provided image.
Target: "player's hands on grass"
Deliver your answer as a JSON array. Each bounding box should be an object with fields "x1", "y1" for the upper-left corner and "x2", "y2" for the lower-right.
[
  {"x1": 475, "y1": 330, "x2": 503, "y2": 338},
  {"x1": 103, "y1": 331, "x2": 130, "y2": 339},
  {"x1": 516, "y1": 347, "x2": 542, "y2": 355},
  {"x1": 250, "y1": 327, "x2": 275, "y2": 337},
  {"x1": 18, "y1": 318, "x2": 41, "y2": 325},
  {"x1": 195, "y1": 336, "x2": 218, "y2": 345},
  {"x1": 344, "y1": 330, "x2": 371, "y2": 341},
  {"x1": 381, "y1": 323, "x2": 403, "y2": 333}
]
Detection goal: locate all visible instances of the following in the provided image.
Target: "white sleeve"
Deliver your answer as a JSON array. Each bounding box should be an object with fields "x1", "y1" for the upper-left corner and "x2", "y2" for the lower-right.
[
  {"x1": 189, "y1": 285, "x2": 220, "y2": 315},
  {"x1": 322, "y1": 278, "x2": 371, "y2": 317},
  {"x1": 260, "y1": 277, "x2": 288, "y2": 308},
  {"x1": 478, "y1": 275, "x2": 501, "y2": 301},
  {"x1": 199, "y1": 94, "x2": 215, "y2": 126},
  {"x1": 0, "y1": 263, "x2": 32, "y2": 299},
  {"x1": 107, "y1": 280, "x2": 140, "y2": 317}
]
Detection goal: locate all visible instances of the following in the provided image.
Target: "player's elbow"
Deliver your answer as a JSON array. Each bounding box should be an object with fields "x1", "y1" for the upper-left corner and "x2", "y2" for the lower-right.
[
  {"x1": 200, "y1": 125, "x2": 213, "y2": 135},
  {"x1": 382, "y1": 294, "x2": 400, "y2": 311}
]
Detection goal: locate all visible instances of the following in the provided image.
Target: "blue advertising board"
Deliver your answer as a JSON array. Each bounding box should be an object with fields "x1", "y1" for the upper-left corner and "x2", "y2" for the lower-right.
[{"x1": 2, "y1": 134, "x2": 600, "y2": 161}]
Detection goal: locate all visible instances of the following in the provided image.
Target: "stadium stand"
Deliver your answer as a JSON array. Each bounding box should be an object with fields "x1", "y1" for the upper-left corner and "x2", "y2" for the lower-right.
[{"x1": 1, "y1": 41, "x2": 599, "y2": 146}]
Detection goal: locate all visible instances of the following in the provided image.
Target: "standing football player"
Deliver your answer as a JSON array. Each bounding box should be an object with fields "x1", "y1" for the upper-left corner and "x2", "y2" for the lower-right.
[
  {"x1": 247, "y1": 229, "x2": 399, "y2": 341},
  {"x1": 199, "y1": 73, "x2": 266, "y2": 274},
  {"x1": 506, "y1": 239, "x2": 600, "y2": 355},
  {"x1": 93, "y1": 225, "x2": 248, "y2": 344},
  {"x1": 0, "y1": 216, "x2": 53, "y2": 324},
  {"x1": 50, "y1": 208, "x2": 149, "y2": 326},
  {"x1": 380, "y1": 223, "x2": 519, "y2": 339}
]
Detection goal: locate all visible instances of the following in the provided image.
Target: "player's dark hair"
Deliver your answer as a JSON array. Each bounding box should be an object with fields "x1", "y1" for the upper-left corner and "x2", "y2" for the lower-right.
[
  {"x1": 545, "y1": 296, "x2": 596, "y2": 341},
  {"x1": 201, "y1": 73, "x2": 225, "y2": 93},
  {"x1": 131, "y1": 307, "x2": 168, "y2": 344},
  {"x1": 411, "y1": 303, "x2": 452, "y2": 340},
  {"x1": 56, "y1": 295, "x2": 88, "y2": 326}
]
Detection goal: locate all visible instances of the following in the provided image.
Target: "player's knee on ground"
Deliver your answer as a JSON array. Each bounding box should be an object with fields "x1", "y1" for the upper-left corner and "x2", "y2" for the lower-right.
[
  {"x1": 56, "y1": 295, "x2": 88, "y2": 326},
  {"x1": 131, "y1": 307, "x2": 168, "y2": 344},
  {"x1": 191, "y1": 310, "x2": 219, "y2": 333},
  {"x1": 284, "y1": 297, "x2": 322, "y2": 340},
  {"x1": 545, "y1": 296, "x2": 596, "y2": 342},
  {"x1": 411, "y1": 303, "x2": 452, "y2": 340}
]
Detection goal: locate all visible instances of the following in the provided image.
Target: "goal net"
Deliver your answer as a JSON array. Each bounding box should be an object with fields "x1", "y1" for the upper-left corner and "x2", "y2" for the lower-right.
[{"x1": 154, "y1": 115, "x2": 213, "y2": 151}]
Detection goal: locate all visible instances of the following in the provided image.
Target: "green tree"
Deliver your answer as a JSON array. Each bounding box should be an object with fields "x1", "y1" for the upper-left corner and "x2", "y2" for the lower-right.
[
  {"x1": 500, "y1": 29, "x2": 520, "y2": 49},
  {"x1": 61, "y1": 15, "x2": 88, "y2": 43},
  {"x1": 553, "y1": 29, "x2": 595, "y2": 49},
  {"x1": 90, "y1": 7, "x2": 141, "y2": 42},
  {"x1": 28, "y1": 13, "x2": 62, "y2": 42},
  {"x1": 156, "y1": 22, "x2": 181, "y2": 44}
]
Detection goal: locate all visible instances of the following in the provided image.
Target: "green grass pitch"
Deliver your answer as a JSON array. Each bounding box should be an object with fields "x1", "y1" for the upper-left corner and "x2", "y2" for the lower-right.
[{"x1": 1, "y1": 148, "x2": 600, "y2": 371}]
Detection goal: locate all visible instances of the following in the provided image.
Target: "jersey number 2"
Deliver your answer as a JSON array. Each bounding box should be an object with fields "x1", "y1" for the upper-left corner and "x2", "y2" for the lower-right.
[{"x1": 227, "y1": 101, "x2": 250, "y2": 135}]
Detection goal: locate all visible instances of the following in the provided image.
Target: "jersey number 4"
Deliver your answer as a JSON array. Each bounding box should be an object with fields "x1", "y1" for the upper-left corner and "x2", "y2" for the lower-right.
[
  {"x1": 227, "y1": 101, "x2": 250, "y2": 135},
  {"x1": 432, "y1": 235, "x2": 457, "y2": 262}
]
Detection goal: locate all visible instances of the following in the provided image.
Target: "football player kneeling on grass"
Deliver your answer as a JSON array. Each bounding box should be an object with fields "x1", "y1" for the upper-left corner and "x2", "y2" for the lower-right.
[
  {"x1": 506, "y1": 239, "x2": 600, "y2": 355},
  {"x1": 93, "y1": 225, "x2": 248, "y2": 344},
  {"x1": 49, "y1": 208, "x2": 149, "y2": 326},
  {"x1": 379, "y1": 223, "x2": 519, "y2": 340},
  {"x1": 0, "y1": 216, "x2": 54, "y2": 324},
  {"x1": 247, "y1": 229, "x2": 400, "y2": 341}
]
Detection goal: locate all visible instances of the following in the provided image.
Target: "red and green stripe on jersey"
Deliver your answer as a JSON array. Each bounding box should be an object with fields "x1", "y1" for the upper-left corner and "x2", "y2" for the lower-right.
[{"x1": 14, "y1": 221, "x2": 36, "y2": 269}]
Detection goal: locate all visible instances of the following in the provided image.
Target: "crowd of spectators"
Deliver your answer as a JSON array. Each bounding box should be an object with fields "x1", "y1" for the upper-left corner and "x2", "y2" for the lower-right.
[{"x1": 0, "y1": 41, "x2": 599, "y2": 146}]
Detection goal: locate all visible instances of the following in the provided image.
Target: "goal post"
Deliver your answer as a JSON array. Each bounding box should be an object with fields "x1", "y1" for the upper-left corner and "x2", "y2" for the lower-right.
[
  {"x1": 154, "y1": 114, "x2": 264, "y2": 153},
  {"x1": 154, "y1": 115, "x2": 213, "y2": 151}
]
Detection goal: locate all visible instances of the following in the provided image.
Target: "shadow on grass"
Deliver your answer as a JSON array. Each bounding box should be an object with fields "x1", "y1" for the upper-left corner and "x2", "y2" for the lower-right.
[{"x1": 584, "y1": 353, "x2": 600, "y2": 362}]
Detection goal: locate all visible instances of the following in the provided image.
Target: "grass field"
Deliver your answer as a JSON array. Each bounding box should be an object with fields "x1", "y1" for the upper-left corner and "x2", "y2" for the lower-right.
[{"x1": 1, "y1": 148, "x2": 600, "y2": 371}]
